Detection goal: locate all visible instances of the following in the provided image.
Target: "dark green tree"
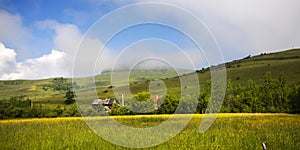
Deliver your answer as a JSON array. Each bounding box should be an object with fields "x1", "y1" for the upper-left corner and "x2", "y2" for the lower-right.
[
  {"x1": 64, "y1": 90, "x2": 75, "y2": 105},
  {"x1": 134, "y1": 91, "x2": 151, "y2": 101},
  {"x1": 289, "y1": 84, "x2": 300, "y2": 113},
  {"x1": 157, "y1": 94, "x2": 179, "y2": 114},
  {"x1": 129, "y1": 91, "x2": 155, "y2": 114},
  {"x1": 110, "y1": 103, "x2": 131, "y2": 115},
  {"x1": 197, "y1": 93, "x2": 210, "y2": 113}
]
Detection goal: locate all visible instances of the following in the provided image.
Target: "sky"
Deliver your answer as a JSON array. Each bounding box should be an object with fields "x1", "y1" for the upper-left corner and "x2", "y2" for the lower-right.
[{"x1": 0, "y1": 0, "x2": 299, "y2": 80}]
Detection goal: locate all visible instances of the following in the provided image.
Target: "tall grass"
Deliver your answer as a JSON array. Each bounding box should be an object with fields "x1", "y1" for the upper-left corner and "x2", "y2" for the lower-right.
[{"x1": 0, "y1": 114, "x2": 299, "y2": 149}]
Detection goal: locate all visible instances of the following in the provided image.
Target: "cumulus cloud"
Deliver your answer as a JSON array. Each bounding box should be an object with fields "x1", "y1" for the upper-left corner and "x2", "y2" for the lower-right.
[
  {"x1": 37, "y1": 20, "x2": 83, "y2": 76},
  {"x1": 0, "y1": 43, "x2": 65, "y2": 79},
  {"x1": 0, "y1": 43, "x2": 18, "y2": 75},
  {"x1": 0, "y1": 18, "x2": 115, "y2": 79},
  {"x1": 0, "y1": 14, "x2": 84, "y2": 79},
  {"x1": 22, "y1": 50, "x2": 66, "y2": 79},
  {"x1": 0, "y1": 16, "x2": 82, "y2": 79}
]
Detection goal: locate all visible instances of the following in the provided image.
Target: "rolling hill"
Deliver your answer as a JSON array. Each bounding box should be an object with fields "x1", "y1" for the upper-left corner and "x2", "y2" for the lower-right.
[
  {"x1": 0, "y1": 48, "x2": 299, "y2": 105},
  {"x1": 125, "y1": 48, "x2": 300, "y2": 95},
  {"x1": 222, "y1": 48, "x2": 300, "y2": 84}
]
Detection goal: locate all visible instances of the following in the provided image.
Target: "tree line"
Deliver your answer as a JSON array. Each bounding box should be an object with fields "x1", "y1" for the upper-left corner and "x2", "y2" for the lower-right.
[{"x1": 0, "y1": 92, "x2": 80, "y2": 119}]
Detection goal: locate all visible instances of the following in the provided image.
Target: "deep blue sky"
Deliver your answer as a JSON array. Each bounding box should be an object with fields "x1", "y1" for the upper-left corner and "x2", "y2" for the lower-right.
[{"x1": 1, "y1": 0, "x2": 113, "y2": 27}]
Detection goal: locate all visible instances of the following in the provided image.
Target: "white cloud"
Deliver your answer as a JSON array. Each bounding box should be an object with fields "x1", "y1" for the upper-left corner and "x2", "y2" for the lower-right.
[
  {"x1": 0, "y1": 17, "x2": 83, "y2": 80},
  {"x1": 37, "y1": 20, "x2": 84, "y2": 77},
  {"x1": 37, "y1": 20, "x2": 82, "y2": 55},
  {"x1": 0, "y1": 19, "x2": 115, "y2": 79},
  {"x1": 0, "y1": 10, "x2": 33, "y2": 59},
  {"x1": 193, "y1": 0, "x2": 300, "y2": 53},
  {"x1": 22, "y1": 50, "x2": 66, "y2": 79},
  {"x1": 0, "y1": 42, "x2": 66, "y2": 80},
  {"x1": 37, "y1": 20, "x2": 118, "y2": 77},
  {"x1": 0, "y1": 11, "x2": 26, "y2": 41},
  {"x1": 0, "y1": 43, "x2": 18, "y2": 75},
  {"x1": 0, "y1": 16, "x2": 85, "y2": 79},
  {"x1": 133, "y1": 0, "x2": 300, "y2": 59}
]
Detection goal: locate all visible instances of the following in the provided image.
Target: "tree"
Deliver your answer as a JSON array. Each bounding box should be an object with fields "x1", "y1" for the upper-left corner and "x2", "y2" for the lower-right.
[
  {"x1": 129, "y1": 92, "x2": 155, "y2": 114},
  {"x1": 110, "y1": 103, "x2": 130, "y2": 115},
  {"x1": 157, "y1": 94, "x2": 179, "y2": 114},
  {"x1": 197, "y1": 93, "x2": 209, "y2": 113},
  {"x1": 289, "y1": 84, "x2": 300, "y2": 113},
  {"x1": 64, "y1": 90, "x2": 75, "y2": 105},
  {"x1": 134, "y1": 91, "x2": 151, "y2": 101},
  {"x1": 276, "y1": 73, "x2": 289, "y2": 112}
]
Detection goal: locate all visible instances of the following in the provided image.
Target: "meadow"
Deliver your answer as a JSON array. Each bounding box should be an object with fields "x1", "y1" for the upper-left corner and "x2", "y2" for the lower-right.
[{"x1": 1, "y1": 113, "x2": 299, "y2": 149}]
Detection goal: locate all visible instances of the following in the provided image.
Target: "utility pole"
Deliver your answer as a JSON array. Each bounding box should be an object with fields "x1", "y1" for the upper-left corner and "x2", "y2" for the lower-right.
[
  {"x1": 262, "y1": 142, "x2": 267, "y2": 150},
  {"x1": 121, "y1": 94, "x2": 124, "y2": 106}
]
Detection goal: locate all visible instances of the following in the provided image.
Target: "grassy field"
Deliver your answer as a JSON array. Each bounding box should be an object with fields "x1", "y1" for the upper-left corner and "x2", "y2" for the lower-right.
[{"x1": 1, "y1": 114, "x2": 299, "y2": 149}]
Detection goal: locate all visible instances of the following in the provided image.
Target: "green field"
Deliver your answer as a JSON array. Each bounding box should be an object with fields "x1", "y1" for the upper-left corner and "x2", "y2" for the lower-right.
[{"x1": 1, "y1": 114, "x2": 299, "y2": 149}]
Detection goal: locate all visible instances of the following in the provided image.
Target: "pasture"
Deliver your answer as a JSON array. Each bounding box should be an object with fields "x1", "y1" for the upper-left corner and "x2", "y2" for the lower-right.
[{"x1": 0, "y1": 114, "x2": 299, "y2": 149}]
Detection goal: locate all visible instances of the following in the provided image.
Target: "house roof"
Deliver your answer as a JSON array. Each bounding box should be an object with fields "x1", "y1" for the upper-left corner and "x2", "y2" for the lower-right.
[
  {"x1": 92, "y1": 99, "x2": 103, "y2": 105},
  {"x1": 92, "y1": 99, "x2": 116, "y2": 105}
]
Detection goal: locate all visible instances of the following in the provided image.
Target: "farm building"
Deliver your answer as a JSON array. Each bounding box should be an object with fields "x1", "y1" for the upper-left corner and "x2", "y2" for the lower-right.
[{"x1": 92, "y1": 98, "x2": 118, "y2": 112}]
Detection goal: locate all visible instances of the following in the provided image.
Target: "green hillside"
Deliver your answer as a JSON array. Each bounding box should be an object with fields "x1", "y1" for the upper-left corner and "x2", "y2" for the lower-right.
[
  {"x1": 223, "y1": 49, "x2": 300, "y2": 84},
  {"x1": 127, "y1": 48, "x2": 300, "y2": 95},
  {"x1": 0, "y1": 69, "x2": 188, "y2": 102},
  {"x1": 1, "y1": 48, "x2": 300, "y2": 102},
  {"x1": 192, "y1": 49, "x2": 300, "y2": 86}
]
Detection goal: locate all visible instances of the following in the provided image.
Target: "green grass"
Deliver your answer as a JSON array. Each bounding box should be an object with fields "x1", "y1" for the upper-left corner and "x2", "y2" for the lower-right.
[
  {"x1": 0, "y1": 79, "x2": 59, "y2": 99},
  {"x1": 225, "y1": 54, "x2": 300, "y2": 85},
  {"x1": 1, "y1": 114, "x2": 299, "y2": 149},
  {"x1": 196, "y1": 48, "x2": 300, "y2": 85}
]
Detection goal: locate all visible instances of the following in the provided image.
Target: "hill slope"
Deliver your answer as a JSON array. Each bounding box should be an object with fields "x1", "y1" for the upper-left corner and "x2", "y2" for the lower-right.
[
  {"x1": 223, "y1": 49, "x2": 300, "y2": 84},
  {"x1": 0, "y1": 69, "x2": 188, "y2": 102},
  {"x1": 127, "y1": 48, "x2": 300, "y2": 94}
]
